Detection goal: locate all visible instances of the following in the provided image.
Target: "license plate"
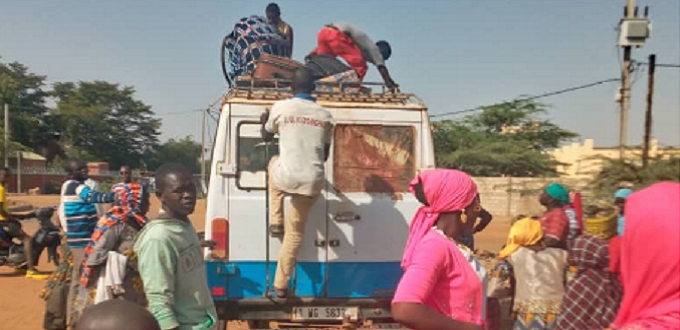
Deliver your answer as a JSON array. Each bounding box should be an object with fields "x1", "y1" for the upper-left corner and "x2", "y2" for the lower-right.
[{"x1": 291, "y1": 306, "x2": 359, "y2": 321}]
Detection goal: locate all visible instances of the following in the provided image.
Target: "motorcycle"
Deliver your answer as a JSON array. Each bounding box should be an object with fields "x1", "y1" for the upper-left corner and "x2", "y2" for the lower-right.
[{"x1": 0, "y1": 206, "x2": 61, "y2": 270}]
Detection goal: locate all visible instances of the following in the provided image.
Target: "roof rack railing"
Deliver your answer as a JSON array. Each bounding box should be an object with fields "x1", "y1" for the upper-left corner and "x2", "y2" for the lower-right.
[{"x1": 233, "y1": 76, "x2": 394, "y2": 95}]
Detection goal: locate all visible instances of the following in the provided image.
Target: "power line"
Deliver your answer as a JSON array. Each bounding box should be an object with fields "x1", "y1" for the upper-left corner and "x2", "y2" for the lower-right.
[
  {"x1": 430, "y1": 78, "x2": 621, "y2": 118},
  {"x1": 634, "y1": 61, "x2": 680, "y2": 68},
  {"x1": 159, "y1": 109, "x2": 203, "y2": 116}
]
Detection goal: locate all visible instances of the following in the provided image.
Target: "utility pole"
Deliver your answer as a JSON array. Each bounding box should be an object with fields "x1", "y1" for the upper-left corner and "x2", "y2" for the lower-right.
[
  {"x1": 201, "y1": 108, "x2": 207, "y2": 184},
  {"x1": 619, "y1": 0, "x2": 636, "y2": 159},
  {"x1": 642, "y1": 54, "x2": 656, "y2": 168},
  {"x1": 4, "y1": 104, "x2": 8, "y2": 168}
]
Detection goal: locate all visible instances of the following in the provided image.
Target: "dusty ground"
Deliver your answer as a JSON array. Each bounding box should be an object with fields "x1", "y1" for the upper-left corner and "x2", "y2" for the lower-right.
[{"x1": 0, "y1": 195, "x2": 510, "y2": 330}]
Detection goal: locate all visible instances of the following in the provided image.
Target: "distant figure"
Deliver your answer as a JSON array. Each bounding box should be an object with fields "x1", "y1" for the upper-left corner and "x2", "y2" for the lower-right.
[
  {"x1": 307, "y1": 22, "x2": 398, "y2": 91},
  {"x1": 111, "y1": 165, "x2": 134, "y2": 193},
  {"x1": 614, "y1": 187, "x2": 632, "y2": 236},
  {"x1": 539, "y1": 183, "x2": 571, "y2": 248},
  {"x1": 75, "y1": 299, "x2": 160, "y2": 330},
  {"x1": 266, "y1": 3, "x2": 293, "y2": 55},
  {"x1": 261, "y1": 68, "x2": 333, "y2": 298},
  {"x1": 134, "y1": 164, "x2": 217, "y2": 330}
]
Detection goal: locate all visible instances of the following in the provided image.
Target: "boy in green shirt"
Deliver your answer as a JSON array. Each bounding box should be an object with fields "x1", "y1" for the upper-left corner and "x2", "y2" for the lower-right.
[{"x1": 134, "y1": 163, "x2": 217, "y2": 330}]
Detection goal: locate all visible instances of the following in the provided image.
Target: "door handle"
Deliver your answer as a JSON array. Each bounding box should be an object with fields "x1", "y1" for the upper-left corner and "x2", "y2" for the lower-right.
[
  {"x1": 333, "y1": 212, "x2": 361, "y2": 222},
  {"x1": 329, "y1": 239, "x2": 340, "y2": 247},
  {"x1": 314, "y1": 239, "x2": 326, "y2": 247}
]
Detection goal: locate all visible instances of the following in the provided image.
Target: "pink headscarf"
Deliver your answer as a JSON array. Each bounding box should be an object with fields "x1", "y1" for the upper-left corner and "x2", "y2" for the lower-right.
[
  {"x1": 613, "y1": 182, "x2": 680, "y2": 330},
  {"x1": 401, "y1": 169, "x2": 478, "y2": 269}
]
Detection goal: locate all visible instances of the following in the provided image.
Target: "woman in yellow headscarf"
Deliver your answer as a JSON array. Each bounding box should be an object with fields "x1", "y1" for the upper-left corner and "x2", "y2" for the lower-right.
[
  {"x1": 494, "y1": 218, "x2": 568, "y2": 330},
  {"x1": 498, "y1": 218, "x2": 544, "y2": 260}
]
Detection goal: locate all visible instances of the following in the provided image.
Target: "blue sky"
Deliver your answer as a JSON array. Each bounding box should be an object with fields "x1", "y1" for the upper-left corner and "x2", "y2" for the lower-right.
[{"x1": 2, "y1": 0, "x2": 678, "y2": 147}]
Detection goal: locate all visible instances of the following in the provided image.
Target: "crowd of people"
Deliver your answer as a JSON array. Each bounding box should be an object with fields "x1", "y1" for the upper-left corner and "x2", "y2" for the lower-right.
[
  {"x1": 33, "y1": 160, "x2": 217, "y2": 330},
  {"x1": 391, "y1": 170, "x2": 679, "y2": 330}
]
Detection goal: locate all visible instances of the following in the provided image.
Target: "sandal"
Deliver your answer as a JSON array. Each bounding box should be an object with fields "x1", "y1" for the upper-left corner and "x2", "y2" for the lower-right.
[{"x1": 269, "y1": 224, "x2": 284, "y2": 237}]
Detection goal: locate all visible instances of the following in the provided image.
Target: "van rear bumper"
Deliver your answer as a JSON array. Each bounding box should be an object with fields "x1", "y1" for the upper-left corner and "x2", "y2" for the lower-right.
[{"x1": 215, "y1": 297, "x2": 393, "y2": 321}]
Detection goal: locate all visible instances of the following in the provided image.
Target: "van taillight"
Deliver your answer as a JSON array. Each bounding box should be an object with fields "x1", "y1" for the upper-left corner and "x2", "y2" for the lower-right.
[
  {"x1": 211, "y1": 218, "x2": 229, "y2": 260},
  {"x1": 212, "y1": 286, "x2": 226, "y2": 297}
]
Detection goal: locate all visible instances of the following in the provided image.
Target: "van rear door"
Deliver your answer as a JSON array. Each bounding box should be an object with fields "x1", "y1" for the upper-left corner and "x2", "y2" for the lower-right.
[{"x1": 324, "y1": 109, "x2": 424, "y2": 298}]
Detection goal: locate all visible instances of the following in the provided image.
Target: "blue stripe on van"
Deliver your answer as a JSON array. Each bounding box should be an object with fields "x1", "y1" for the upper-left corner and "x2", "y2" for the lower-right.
[{"x1": 206, "y1": 261, "x2": 402, "y2": 301}]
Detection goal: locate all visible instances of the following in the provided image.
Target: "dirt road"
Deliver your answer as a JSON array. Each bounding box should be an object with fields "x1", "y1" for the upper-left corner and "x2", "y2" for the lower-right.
[{"x1": 0, "y1": 195, "x2": 510, "y2": 330}]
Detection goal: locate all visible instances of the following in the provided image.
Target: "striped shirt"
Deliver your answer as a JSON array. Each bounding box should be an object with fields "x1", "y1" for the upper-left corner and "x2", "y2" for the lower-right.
[{"x1": 59, "y1": 180, "x2": 117, "y2": 249}]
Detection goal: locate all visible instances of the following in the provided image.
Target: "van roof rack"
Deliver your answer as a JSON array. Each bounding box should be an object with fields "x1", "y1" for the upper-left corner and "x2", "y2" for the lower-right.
[{"x1": 226, "y1": 77, "x2": 425, "y2": 109}]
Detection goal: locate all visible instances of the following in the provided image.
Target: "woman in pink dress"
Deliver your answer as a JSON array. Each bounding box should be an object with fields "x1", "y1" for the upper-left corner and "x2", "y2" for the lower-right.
[
  {"x1": 608, "y1": 182, "x2": 679, "y2": 330},
  {"x1": 392, "y1": 169, "x2": 488, "y2": 330}
]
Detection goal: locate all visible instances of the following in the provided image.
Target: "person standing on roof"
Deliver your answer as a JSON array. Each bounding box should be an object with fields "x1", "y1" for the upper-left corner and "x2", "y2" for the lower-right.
[
  {"x1": 307, "y1": 22, "x2": 398, "y2": 91},
  {"x1": 266, "y1": 3, "x2": 293, "y2": 56},
  {"x1": 261, "y1": 68, "x2": 334, "y2": 299}
]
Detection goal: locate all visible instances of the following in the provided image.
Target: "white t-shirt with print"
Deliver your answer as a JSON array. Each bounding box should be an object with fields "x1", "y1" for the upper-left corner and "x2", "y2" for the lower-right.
[{"x1": 265, "y1": 97, "x2": 333, "y2": 196}]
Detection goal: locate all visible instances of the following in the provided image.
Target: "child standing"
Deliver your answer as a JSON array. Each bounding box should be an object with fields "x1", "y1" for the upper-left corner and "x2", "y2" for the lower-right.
[{"x1": 135, "y1": 163, "x2": 217, "y2": 330}]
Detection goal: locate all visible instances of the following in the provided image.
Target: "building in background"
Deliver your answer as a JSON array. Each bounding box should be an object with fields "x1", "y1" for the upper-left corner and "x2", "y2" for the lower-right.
[{"x1": 549, "y1": 139, "x2": 680, "y2": 178}]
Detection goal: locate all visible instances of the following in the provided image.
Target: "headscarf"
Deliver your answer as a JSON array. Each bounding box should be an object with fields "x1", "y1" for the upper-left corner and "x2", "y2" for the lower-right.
[
  {"x1": 614, "y1": 188, "x2": 633, "y2": 200},
  {"x1": 80, "y1": 182, "x2": 148, "y2": 287},
  {"x1": 555, "y1": 235, "x2": 623, "y2": 330},
  {"x1": 401, "y1": 169, "x2": 478, "y2": 269},
  {"x1": 613, "y1": 182, "x2": 680, "y2": 330},
  {"x1": 497, "y1": 218, "x2": 543, "y2": 260},
  {"x1": 546, "y1": 183, "x2": 571, "y2": 206}
]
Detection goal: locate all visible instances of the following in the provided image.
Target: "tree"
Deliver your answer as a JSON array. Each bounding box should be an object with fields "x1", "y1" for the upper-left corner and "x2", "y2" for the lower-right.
[
  {"x1": 146, "y1": 137, "x2": 202, "y2": 174},
  {"x1": 590, "y1": 156, "x2": 680, "y2": 199},
  {"x1": 51, "y1": 81, "x2": 161, "y2": 168},
  {"x1": 433, "y1": 100, "x2": 577, "y2": 177},
  {"x1": 0, "y1": 55, "x2": 52, "y2": 153}
]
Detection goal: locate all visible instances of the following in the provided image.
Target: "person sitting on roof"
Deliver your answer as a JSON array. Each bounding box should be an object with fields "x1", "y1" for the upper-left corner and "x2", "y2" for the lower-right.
[
  {"x1": 306, "y1": 22, "x2": 398, "y2": 92},
  {"x1": 265, "y1": 3, "x2": 293, "y2": 56},
  {"x1": 223, "y1": 15, "x2": 290, "y2": 82}
]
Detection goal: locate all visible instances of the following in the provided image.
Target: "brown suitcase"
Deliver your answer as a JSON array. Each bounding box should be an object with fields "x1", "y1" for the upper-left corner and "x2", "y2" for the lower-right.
[{"x1": 252, "y1": 54, "x2": 305, "y2": 80}]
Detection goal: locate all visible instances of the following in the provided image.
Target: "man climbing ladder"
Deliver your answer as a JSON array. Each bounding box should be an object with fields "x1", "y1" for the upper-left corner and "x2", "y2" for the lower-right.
[{"x1": 260, "y1": 68, "x2": 334, "y2": 299}]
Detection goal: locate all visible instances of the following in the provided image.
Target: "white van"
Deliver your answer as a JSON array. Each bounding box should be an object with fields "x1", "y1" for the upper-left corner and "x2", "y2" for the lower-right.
[{"x1": 204, "y1": 81, "x2": 435, "y2": 328}]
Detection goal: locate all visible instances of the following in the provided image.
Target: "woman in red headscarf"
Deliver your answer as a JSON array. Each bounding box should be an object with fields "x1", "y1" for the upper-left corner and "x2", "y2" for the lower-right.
[
  {"x1": 609, "y1": 182, "x2": 680, "y2": 330},
  {"x1": 391, "y1": 169, "x2": 489, "y2": 330}
]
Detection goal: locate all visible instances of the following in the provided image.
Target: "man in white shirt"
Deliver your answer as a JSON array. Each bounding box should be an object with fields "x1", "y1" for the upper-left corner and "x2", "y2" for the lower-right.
[{"x1": 261, "y1": 68, "x2": 333, "y2": 298}]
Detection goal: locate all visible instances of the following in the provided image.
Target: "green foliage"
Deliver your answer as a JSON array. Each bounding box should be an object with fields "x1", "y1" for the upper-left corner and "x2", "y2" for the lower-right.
[
  {"x1": 51, "y1": 81, "x2": 161, "y2": 168},
  {"x1": 590, "y1": 156, "x2": 680, "y2": 199},
  {"x1": 146, "y1": 136, "x2": 202, "y2": 174},
  {"x1": 433, "y1": 100, "x2": 577, "y2": 177},
  {"x1": 0, "y1": 55, "x2": 52, "y2": 150}
]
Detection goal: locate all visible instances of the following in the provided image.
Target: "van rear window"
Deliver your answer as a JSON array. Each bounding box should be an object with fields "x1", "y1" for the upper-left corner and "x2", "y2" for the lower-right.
[
  {"x1": 333, "y1": 125, "x2": 416, "y2": 193},
  {"x1": 236, "y1": 122, "x2": 279, "y2": 190}
]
